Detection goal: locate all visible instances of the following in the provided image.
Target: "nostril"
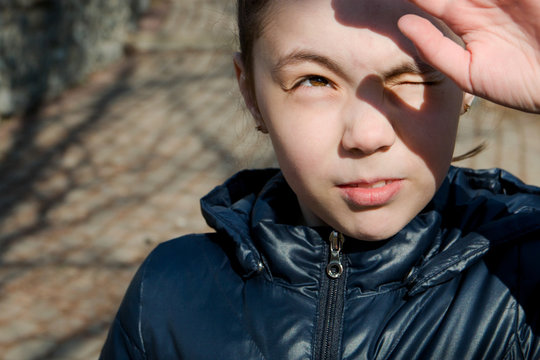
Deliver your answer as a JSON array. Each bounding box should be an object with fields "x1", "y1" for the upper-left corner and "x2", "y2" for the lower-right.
[{"x1": 341, "y1": 121, "x2": 396, "y2": 156}]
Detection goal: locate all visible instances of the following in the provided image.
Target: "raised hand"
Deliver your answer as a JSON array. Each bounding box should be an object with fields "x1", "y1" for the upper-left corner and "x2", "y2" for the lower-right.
[{"x1": 398, "y1": 0, "x2": 540, "y2": 113}]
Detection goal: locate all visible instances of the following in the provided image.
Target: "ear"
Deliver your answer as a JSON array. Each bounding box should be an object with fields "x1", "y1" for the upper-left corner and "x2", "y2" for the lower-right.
[
  {"x1": 233, "y1": 53, "x2": 265, "y2": 127},
  {"x1": 461, "y1": 92, "x2": 475, "y2": 115}
]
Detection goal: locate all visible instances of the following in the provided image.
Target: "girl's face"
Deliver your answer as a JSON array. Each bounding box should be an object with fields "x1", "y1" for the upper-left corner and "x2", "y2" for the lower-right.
[{"x1": 237, "y1": 0, "x2": 468, "y2": 241}]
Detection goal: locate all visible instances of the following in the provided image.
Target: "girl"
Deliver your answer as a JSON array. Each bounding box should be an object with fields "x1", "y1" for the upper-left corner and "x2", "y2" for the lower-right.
[{"x1": 101, "y1": 0, "x2": 540, "y2": 359}]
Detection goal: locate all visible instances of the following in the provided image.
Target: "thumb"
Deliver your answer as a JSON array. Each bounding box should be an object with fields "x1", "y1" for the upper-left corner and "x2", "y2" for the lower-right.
[{"x1": 398, "y1": 14, "x2": 473, "y2": 92}]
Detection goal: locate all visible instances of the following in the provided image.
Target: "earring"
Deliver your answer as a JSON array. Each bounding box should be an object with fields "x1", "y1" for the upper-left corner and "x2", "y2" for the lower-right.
[{"x1": 255, "y1": 124, "x2": 268, "y2": 134}]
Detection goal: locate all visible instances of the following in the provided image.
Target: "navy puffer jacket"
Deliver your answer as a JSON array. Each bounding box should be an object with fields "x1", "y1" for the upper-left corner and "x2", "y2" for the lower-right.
[{"x1": 101, "y1": 166, "x2": 540, "y2": 359}]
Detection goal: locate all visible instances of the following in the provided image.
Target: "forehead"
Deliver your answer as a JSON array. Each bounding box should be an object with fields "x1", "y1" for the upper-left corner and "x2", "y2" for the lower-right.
[
  {"x1": 330, "y1": 0, "x2": 426, "y2": 33},
  {"x1": 266, "y1": 0, "x2": 430, "y2": 30},
  {"x1": 257, "y1": 0, "x2": 441, "y2": 68}
]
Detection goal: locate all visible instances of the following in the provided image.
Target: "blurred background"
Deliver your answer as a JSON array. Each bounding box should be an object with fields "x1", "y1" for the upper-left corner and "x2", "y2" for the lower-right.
[{"x1": 0, "y1": 0, "x2": 539, "y2": 358}]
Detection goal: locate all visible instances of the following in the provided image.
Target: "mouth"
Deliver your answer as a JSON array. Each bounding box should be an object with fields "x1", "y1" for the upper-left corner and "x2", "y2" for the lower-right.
[
  {"x1": 344, "y1": 180, "x2": 394, "y2": 189},
  {"x1": 338, "y1": 179, "x2": 403, "y2": 207}
]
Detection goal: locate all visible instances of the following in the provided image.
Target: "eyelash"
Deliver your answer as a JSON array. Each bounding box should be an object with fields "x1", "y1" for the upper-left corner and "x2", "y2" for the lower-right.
[
  {"x1": 290, "y1": 75, "x2": 334, "y2": 91},
  {"x1": 394, "y1": 80, "x2": 439, "y2": 86},
  {"x1": 286, "y1": 75, "x2": 441, "y2": 92},
  {"x1": 390, "y1": 74, "x2": 445, "y2": 87}
]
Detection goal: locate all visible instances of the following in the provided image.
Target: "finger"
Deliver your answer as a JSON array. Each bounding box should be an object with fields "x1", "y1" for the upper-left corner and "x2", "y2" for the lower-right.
[
  {"x1": 398, "y1": 14, "x2": 473, "y2": 92},
  {"x1": 406, "y1": 0, "x2": 450, "y2": 18}
]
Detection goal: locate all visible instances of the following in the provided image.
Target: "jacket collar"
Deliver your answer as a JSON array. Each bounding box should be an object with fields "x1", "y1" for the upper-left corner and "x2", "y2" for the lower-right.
[
  {"x1": 200, "y1": 169, "x2": 280, "y2": 277},
  {"x1": 200, "y1": 167, "x2": 540, "y2": 295},
  {"x1": 406, "y1": 167, "x2": 540, "y2": 295}
]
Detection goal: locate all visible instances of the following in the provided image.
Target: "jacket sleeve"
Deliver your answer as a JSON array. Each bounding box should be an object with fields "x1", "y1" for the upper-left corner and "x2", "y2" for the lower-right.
[
  {"x1": 517, "y1": 235, "x2": 540, "y2": 358},
  {"x1": 100, "y1": 256, "x2": 149, "y2": 360}
]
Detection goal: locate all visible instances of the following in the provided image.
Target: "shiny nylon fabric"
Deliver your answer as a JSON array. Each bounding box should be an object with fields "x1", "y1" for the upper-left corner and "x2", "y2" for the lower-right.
[{"x1": 101, "y1": 166, "x2": 540, "y2": 359}]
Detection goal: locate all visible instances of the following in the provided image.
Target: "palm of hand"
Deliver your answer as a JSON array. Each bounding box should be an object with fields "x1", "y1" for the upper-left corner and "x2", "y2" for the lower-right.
[{"x1": 400, "y1": 0, "x2": 540, "y2": 113}]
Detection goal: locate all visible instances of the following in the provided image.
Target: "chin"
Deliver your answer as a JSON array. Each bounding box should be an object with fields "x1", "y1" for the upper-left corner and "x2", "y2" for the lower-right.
[
  {"x1": 341, "y1": 226, "x2": 400, "y2": 242},
  {"x1": 349, "y1": 233, "x2": 394, "y2": 242},
  {"x1": 340, "y1": 215, "x2": 411, "y2": 241},
  {"x1": 342, "y1": 204, "x2": 424, "y2": 241}
]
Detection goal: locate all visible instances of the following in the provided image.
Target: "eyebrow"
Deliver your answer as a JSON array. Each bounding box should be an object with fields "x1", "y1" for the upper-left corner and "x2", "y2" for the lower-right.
[
  {"x1": 271, "y1": 50, "x2": 441, "y2": 85},
  {"x1": 271, "y1": 50, "x2": 349, "y2": 82},
  {"x1": 382, "y1": 58, "x2": 440, "y2": 82}
]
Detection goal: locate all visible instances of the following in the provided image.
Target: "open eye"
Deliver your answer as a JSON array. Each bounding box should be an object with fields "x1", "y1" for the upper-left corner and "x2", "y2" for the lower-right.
[{"x1": 298, "y1": 75, "x2": 332, "y2": 88}]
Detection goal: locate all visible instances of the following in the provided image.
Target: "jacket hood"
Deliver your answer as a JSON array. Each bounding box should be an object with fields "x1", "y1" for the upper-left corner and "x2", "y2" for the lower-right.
[{"x1": 200, "y1": 167, "x2": 540, "y2": 296}]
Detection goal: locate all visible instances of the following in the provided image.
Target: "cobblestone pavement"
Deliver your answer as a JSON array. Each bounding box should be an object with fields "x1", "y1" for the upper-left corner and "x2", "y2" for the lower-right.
[{"x1": 0, "y1": 1, "x2": 539, "y2": 359}]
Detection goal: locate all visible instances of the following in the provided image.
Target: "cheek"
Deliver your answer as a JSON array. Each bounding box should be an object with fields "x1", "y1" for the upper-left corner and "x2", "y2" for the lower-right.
[
  {"x1": 407, "y1": 117, "x2": 459, "y2": 188},
  {"x1": 267, "y1": 115, "x2": 337, "y2": 174},
  {"x1": 257, "y1": 91, "x2": 341, "y2": 159},
  {"x1": 394, "y1": 87, "x2": 462, "y2": 183},
  {"x1": 390, "y1": 86, "x2": 427, "y2": 110}
]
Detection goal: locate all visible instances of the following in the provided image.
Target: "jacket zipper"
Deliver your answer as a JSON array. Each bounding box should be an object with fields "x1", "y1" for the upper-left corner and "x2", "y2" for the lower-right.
[{"x1": 314, "y1": 231, "x2": 346, "y2": 360}]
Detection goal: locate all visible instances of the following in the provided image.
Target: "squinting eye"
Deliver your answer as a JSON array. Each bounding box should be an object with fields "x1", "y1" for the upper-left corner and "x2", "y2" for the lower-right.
[
  {"x1": 299, "y1": 76, "x2": 331, "y2": 87},
  {"x1": 399, "y1": 81, "x2": 437, "y2": 86},
  {"x1": 392, "y1": 77, "x2": 443, "y2": 87}
]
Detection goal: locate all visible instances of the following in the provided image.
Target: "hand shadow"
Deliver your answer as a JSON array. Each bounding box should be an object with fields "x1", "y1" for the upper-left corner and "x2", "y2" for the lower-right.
[
  {"x1": 344, "y1": 73, "x2": 447, "y2": 176},
  {"x1": 331, "y1": 0, "x2": 426, "y2": 56}
]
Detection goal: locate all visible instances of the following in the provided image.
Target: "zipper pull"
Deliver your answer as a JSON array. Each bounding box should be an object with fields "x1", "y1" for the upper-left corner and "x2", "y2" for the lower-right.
[{"x1": 326, "y1": 231, "x2": 345, "y2": 279}]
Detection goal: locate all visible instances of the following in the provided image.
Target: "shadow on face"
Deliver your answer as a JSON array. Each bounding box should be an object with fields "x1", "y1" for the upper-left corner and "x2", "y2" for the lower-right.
[
  {"x1": 332, "y1": 0, "x2": 463, "y2": 52},
  {"x1": 343, "y1": 74, "x2": 458, "y2": 174},
  {"x1": 331, "y1": 0, "x2": 421, "y2": 52},
  {"x1": 331, "y1": 0, "x2": 462, "y2": 178}
]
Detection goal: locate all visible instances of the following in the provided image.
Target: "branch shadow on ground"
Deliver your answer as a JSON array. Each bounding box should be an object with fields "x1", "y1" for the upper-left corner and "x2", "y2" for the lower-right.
[
  {"x1": 0, "y1": 45, "x2": 276, "y2": 358},
  {"x1": 0, "y1": 60, "x2": 136, "y2": 258}
]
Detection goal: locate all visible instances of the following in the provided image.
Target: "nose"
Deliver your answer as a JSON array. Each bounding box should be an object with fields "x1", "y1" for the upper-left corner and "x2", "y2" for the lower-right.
[{"x1": 340, "y1": 98, "x2": 396, "y2": 155}]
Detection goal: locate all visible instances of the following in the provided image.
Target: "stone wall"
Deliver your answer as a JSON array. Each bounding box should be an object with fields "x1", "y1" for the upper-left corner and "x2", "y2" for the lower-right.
[{"x1": 0, "y1": 0, "x2": 149, "y2": 117}]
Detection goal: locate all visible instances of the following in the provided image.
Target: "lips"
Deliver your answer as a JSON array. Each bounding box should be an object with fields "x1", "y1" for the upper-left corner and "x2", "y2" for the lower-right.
[
  {"x1": 346, "y1": 180, "x2": 393, "y2": 189},
  {"x1": 338, "y1": 179, "x2": 403, "y2": 207}
]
